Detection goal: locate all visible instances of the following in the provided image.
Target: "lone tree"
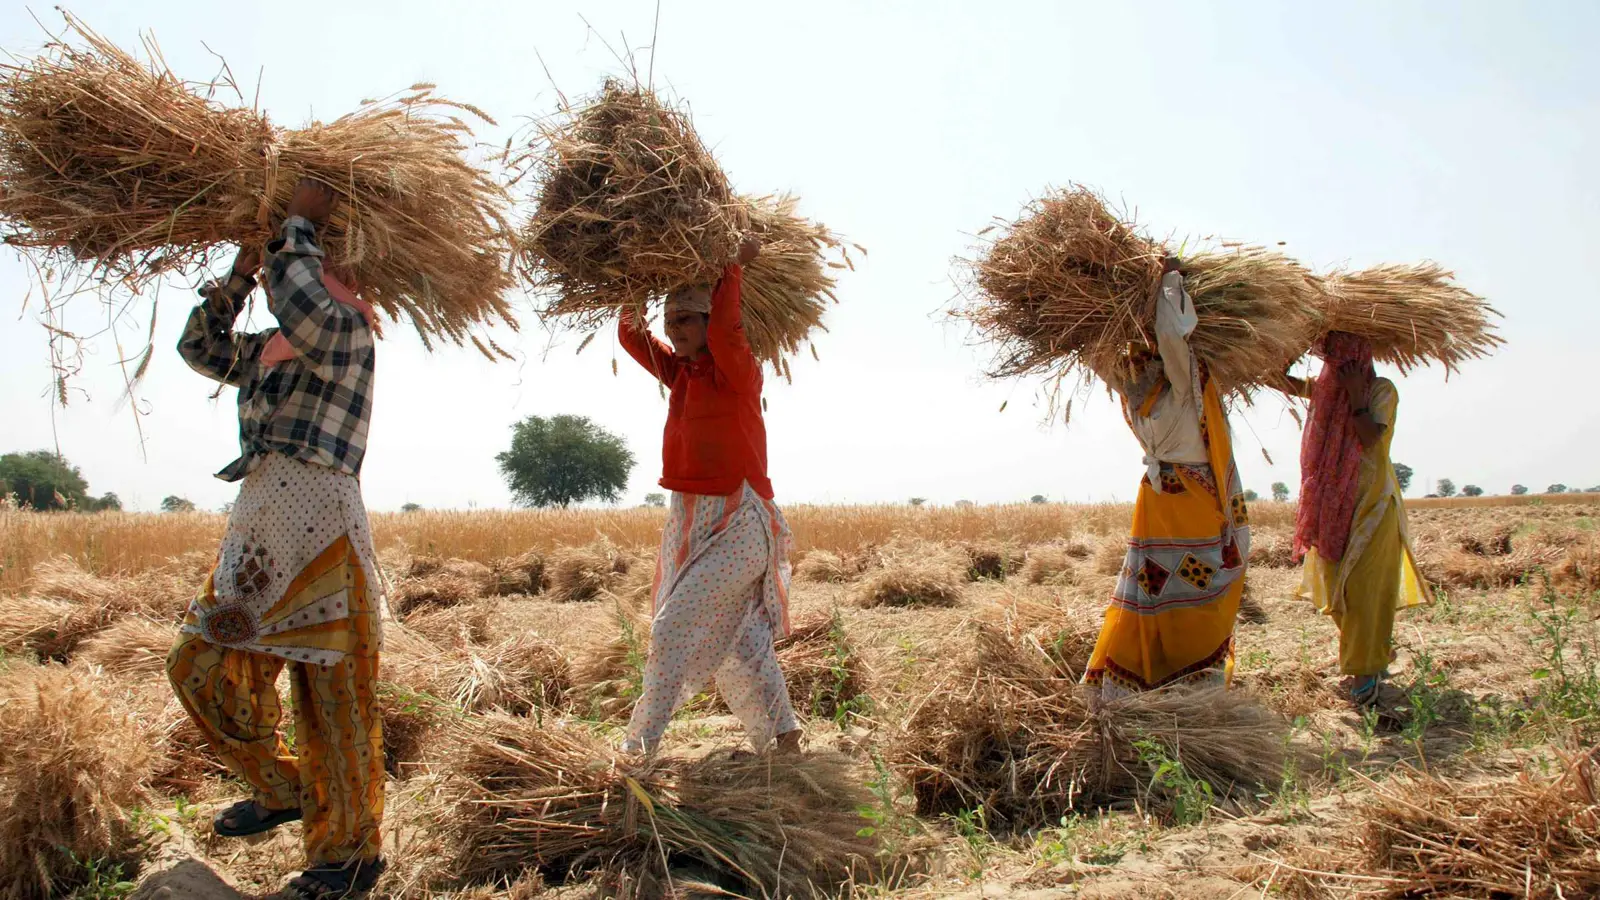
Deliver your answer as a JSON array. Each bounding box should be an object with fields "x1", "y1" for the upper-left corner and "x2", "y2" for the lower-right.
[
  {"x1": 1242, "y1": 489, "x2": 1260, "y2": 503},
  {"x1": 1547, "y1": 484, "x2": 1569, "y2": 495},
  {"x1": 401, "y1": 502, "x2": 422, "y2": 513},
  {"x1": 1462, "y1": 485, "x2": 1484, "y2": 497},
  {"x1": 91, "y1": 491, "x2": 122, "y2": 512},
  {"x1": 1271, "y1": 481, "x2": 1290, "y2": 503},
  {"x1": 1393, "y1": 463, "x2": 1414, "y2": 493},
  {"x1": 1436, "y1": 478, "x2": 1457, "y2": 498},
  {"x1": 1030, "y1": 494, "x2": 1048, "y2": 504},
  {"x1": 1511, "y1": 484, "x2": 1529, "y2": 496},
  {"x1": 909, "y1": 497, "x2": 927, "y2": 508},
  {"x1": 497, "y1": 414, "x2": 635, "y2": 508},
  {"x1": 0, "y1": 449, "x2": 89, "y2": 510},
  {"x1": 161, "y1": 495, "x2": 197, "y2": 513},
  {"x1": 644, "y1": 493, "x2": 666, "y2": 508}
]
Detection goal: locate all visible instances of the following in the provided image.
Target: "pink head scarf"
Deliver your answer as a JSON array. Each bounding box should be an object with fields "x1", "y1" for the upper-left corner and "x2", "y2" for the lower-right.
[
  {"x1": 1293, "y1": 332, "x2": 1375, "y2": 563},
  {"x1": 259, "y1": 270, "x2": 376, "y2": 367}
]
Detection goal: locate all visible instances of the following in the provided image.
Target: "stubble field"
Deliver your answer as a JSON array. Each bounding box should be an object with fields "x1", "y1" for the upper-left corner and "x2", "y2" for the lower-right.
[{"x1": 1, "y1": 495, "x2": 1597, "y2": 899}]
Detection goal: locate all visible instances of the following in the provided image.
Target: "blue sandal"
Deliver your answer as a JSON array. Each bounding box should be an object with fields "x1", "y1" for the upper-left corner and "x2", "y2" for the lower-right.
[
  {"x1": 212, "y1": 800, "x2": 302, "y2": 837},
  {"x1": 1350, "y1": 674, "x2": 1383, "y2": 706}
]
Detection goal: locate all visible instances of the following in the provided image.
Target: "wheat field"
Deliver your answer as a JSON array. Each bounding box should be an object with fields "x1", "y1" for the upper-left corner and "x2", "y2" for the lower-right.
[{"x1": 1, "y1": 497, "x2": 1597, "y2": 899}]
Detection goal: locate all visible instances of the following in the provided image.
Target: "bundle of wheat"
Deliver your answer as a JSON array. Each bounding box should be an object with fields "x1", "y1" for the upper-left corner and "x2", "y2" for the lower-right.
[
  {"x1": 514, "y1": 80, "x2": 851, "y2": 371},
  {"x1": 75, "y1": 616, "x2": 173, "y2": 676},
  {"x1": 955, "y1": 185, "x2": 1320, "y2": 397},
  {"x1": 0, "y1": 662, "x2": 156, "y2": 899},
  {"x1": 851, "y1": 562, "x2": 965, "y2": 609},
  {"x1": 548, "y1": 540, "x2": 633, "y2": 603},
  {"x1": 489, "y1": 550, "x2": 548, "y2": 597},
  {"x1": 391, "y1": 560, "x2": 495, "y2": 615},
  {"x1": 892, "y1": 606, "x2": 1286, "y2": 826},
  {"x1": 795, "y1": 549, "x2": 858, "y2": 584},
  {"x1": 1306, "y1": 753, "x2": 1600, "y2": 898},
  {"x1": 0, "y1": 13, "x2": 516, "y2": 359},
  {"x1": 569, "y1": 603, "x2": 651, "y2": 720},
  {"x1": 965, "y1": 541, "x2": 1025, "y2": 581},
  {"x1": 440, "y1": 714, "x2": 881, "y2": 897},
  {"x1": 1318, "y1": 262, "x2": 1502, "y2": 373}
]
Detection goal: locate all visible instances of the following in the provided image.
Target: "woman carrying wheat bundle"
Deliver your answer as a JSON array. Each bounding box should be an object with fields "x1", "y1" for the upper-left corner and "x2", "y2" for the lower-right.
[
  {"x1": 1277, "y1": 332, "x2": 1427, "y2": 706},
  {"x1": 164, "y1": 178, "x2": 388, "y2": 898},
  {"x1": 615, "y1": 234, "x2": 803, "y2": 757},
  {"x1": 1082, "y1": 257, "x2": 1252, "y2": 701}
]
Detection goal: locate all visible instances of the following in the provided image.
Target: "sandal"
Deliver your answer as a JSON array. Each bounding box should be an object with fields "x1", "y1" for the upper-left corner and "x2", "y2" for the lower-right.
[
  {"x1": 282, "y1": 858, "x2": 386, "y2": 899},
  {"x1": 212, "y1": 799, "x2": 302, "y2": 838},
  {"x1": 1349, "y1": 674, "x2": 1383, "y2": 706}
]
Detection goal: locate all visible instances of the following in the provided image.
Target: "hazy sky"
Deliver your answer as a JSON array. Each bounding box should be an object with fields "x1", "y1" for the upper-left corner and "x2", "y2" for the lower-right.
[{"x1": 2, "y1": 1, "x2": 1596, "y2": 512}]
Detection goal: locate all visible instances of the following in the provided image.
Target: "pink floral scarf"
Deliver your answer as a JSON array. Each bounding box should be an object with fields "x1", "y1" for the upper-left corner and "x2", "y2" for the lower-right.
[{"x1": 1293, "y1": 332, "x2": 1374, "y2": 563}]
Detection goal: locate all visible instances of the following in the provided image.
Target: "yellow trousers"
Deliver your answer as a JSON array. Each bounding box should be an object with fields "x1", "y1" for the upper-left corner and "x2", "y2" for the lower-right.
[{"x1": 167, "y1": 543, "x2": 383, "y2": 865}]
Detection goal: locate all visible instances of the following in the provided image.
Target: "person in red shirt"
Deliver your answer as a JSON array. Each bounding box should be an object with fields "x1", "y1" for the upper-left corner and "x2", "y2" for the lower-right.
[{"x1": 617, "y1": 236, "x2": 801, "y2": 756}]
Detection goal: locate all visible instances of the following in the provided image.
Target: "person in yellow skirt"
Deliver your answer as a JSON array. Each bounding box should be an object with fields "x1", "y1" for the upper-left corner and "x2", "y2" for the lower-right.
[
  {"x1": 167, "y1": 178, "x2": 387, "y2": 898},
  {"x1": 1278, "y1": 332, "x2": 1427, "y2": 705},
  {"x1": 1083, "y1": 257, "x2": 1251, "y2": 700}
]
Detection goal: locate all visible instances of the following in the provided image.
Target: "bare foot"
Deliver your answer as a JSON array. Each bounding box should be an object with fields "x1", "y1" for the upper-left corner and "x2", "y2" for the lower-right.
[{"x1": 776, "y1": 729, "x2": 803, "y2": 756}]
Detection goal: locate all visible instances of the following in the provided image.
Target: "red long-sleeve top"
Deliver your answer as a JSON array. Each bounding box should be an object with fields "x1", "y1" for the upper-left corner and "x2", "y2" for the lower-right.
[{"x1": 618, "y1": 264, "x2": 773, "y2": 499}]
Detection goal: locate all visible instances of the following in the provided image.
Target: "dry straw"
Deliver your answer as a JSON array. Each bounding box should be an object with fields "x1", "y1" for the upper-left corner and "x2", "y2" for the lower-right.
[
  {"x1": 0, "y1": 662, "x2": 155, "y2": 900},
  {"x1": 0, "y1": 13, "x2": 517, "y2": 355},
  {"x1": 440, "y1": 714, "x2": 881, "y2": 897},
  {"x1": 1286, "y1": 752, "x2": 1600, "y2": 898},
  {"x1": 955, "y1": 185, "x2": 1321, "y2": 397},
  {"x1": 514, "y1": 80, "x2": 852, "y2": 371},
  {"x1": 1319, "y1": 262, "x2": 1503, "y2": 373},
  {"x1": 893, "y1": 602, "x2": 1288, "y2": 826}
]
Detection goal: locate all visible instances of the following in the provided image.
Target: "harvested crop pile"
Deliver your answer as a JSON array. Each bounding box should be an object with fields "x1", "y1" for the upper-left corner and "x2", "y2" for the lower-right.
[
  {"x1": 892, "y1": 605, "x2": 1287, "y2": 826},
  {"x1": 440, "y1": 714, "x2": 882, "y2": 897},
  {"x1": 387, "y1": 629, "x2": 570, "y2": 716},
  {"x1": 403, "y1": 598, "x2": 499, "y2": 648},
  {"x1": 489, "y1": 550, "x2": 547, "y2": 596},
  {"x1": 965, "y1": 541, "x2": 1024, "y2": 581},
  {"x1": 0, "y1": 13, "x2": 516, "y2": 356},
  {"x1": 548, "y1": 540, "x2": 633, "y2": 603},
  {"x1": 852, "y1": 562, "x2": 964, "y2": 608},
  {"x1": 956, "y1": 185, "x2": 1320, "y2": 396},
  {"x1": 1318, "y1": 262, "x2": 1502, "y2": 373},
  {"x1": 569, "y1": 603, "x2": 652, "y2": 720},
  {"x1": 391, "y1": 559, "x2": 495, "y2": 615},
  {"x1": 1020, "y1": 542, "x2": 1084, "y2": 585},
  {"x1": 0, "y1": 662, "x2": 155, "y2": 900},
  {"x1": 75, "y1": 616, "x2": 173, "y2": 676},
  {"x1": 514, "y1": 80, "x2": 851, "y2": 370},
  {"x1": 1284, "y1": 753, "x2": 1600, "y2": 898},
  {"x1": 795, "y1": 549, "x2": 859, "y2": 584},
  {"x1": 776, "y1": 610, "x2": 871, "y2": 720},
  {"x1": 1247, "y1": 529, "x2": 1297, "y2": 569}
]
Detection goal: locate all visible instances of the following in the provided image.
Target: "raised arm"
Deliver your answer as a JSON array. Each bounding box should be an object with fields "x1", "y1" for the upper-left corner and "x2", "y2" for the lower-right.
[
  {"x1": 706, "y1": 236, "x2": 762, "y2": 388},
  {"x1": 177, "y1": 246, "x2": 265, "y2": 387},
  {"x1": 618, "y1": 306, "x2": 682, "y2": 384},
  {"x1": 1340, "y1": 363, "x2": 1387, "y2": 449},
  {"x1": 1150, "y1": 260, "x2": 1198, "y2": 399},
  {"x1": 263, "y1": 180, "x2": 372, "y2": 382}
]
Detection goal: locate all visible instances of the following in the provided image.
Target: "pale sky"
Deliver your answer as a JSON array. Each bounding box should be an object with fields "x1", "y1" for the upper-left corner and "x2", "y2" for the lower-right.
[{"x1": 2, "y1": 1, "x2": 1596, "y2": 512}]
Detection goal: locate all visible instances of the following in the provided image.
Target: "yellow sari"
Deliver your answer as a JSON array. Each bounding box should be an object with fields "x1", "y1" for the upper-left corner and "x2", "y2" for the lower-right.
[
  {"x1": 1297, "y1": 378, "x2": 1427, "y2": 676},
  {"x1": 1085, "y1": 376, "x2": 1250, "y2": 697}
]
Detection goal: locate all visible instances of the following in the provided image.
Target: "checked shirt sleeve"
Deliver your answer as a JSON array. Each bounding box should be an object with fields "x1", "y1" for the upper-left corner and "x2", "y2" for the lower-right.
[
  {"x1": 264, "y1": 216, "x2": 374, "y2": 382},
  {"x1": 178, "y1": 271, "x2": 263, "y2": 387}
]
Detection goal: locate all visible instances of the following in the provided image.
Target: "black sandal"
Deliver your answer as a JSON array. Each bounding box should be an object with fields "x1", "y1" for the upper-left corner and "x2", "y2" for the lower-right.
[
  {"x1": 282, "y1": 858, "x2": 387, "y2": 899},
  {"x1": 212, "y1": 799, "x2": 302, "y2": 837}
]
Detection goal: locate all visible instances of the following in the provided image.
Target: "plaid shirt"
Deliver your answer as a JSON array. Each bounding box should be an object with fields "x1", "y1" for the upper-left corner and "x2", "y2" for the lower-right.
[{"x1": 179, "y1": 216, "x2": 376, "y2": 482}]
